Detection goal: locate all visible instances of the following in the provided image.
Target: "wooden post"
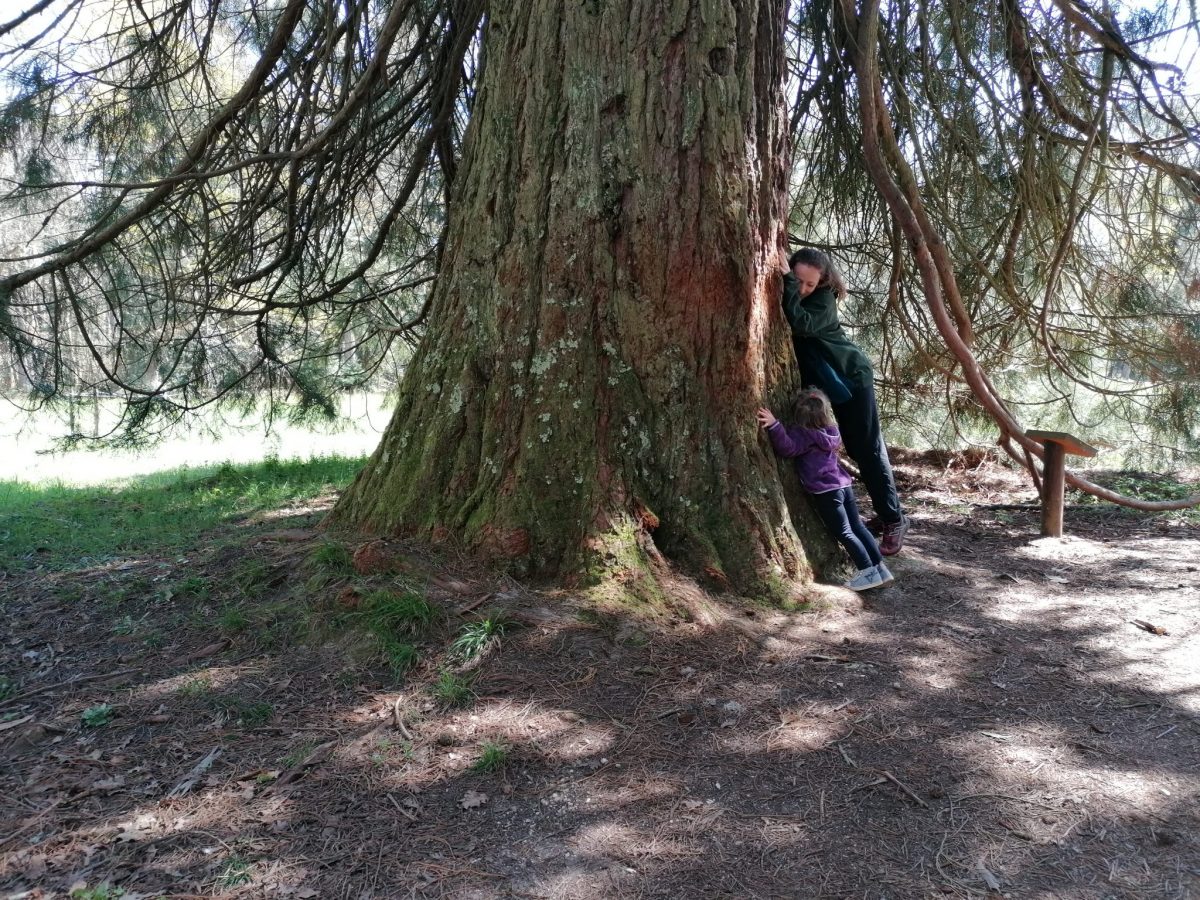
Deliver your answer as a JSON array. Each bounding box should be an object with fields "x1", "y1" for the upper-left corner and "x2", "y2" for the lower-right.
[
  {"x1": 1041, "y1": 441, "x2": 1066, "y2": 537},
  {"x1": 1024, "y1": 430, "x2": 1099, "y2": 537}
]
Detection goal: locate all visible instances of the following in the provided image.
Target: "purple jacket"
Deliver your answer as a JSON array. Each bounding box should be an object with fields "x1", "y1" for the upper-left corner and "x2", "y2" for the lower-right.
[{"x1": 765, "y1": 422, "x2": 851, "y2": 494}]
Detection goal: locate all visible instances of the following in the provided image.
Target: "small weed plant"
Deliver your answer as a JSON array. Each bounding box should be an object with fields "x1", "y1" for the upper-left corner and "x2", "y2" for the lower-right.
[
  {"x1": 378, "y1": 636, "x2": 420, "y2": 679},
  {"x1": 81, "y1": 704, "x2": 114, "y2": 727},
  {"x1": 0, "y1": 675, "x2": 14, "y2": 701}
]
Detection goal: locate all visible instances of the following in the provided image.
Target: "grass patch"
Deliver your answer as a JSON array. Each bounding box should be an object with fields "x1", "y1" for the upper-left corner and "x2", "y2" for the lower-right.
[
  {"x1": 432, "y1": 670, "x2": 475, "y2": 708},
  {"x1": 69, "y1": 885, "x2": 124, "y2": 900},
  {"x1": 217, "y1": 604, "x2": 252, "y2": 634},
  {"x1": 216, "y1": 698, "x2": 274, "y2": 728},
  {"x1": 178, "y1": 676, "x2": 213, "y2": 699},
  {"x1": 378, "y1": 636, "x2": 420, "y2": 679},
  {"x1": 308, "y1": 542, "x2": 354, "y2": 576},
  {"x1": 0, "y1": 455, "x2": 365, "y2": 573},
  {"x1": 216, "y1": 856, "x2": 252, "y2": 888},
  {"x1": 472, "y1": 741, "x2": 509, "y2": 773},
  {"x1": 0, "y1": 675, "x2": 14, "y2": 701},
  {"x1": 360, "y1": 589, "x2": 437, "y2": 636},
  {"x1": 450, "y1": 617, "x2": 509, "y2": 661},
  {"x1": 279, "y1": 739, "x2": 318, "y2": 769}
]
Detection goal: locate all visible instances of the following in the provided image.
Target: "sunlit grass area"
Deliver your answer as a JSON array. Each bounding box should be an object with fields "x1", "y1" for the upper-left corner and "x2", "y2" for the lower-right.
[
  {"x1": 0, "y1": 455, "x2": 366, "y2": 573},
  {"x1": 0, "y1": 392, "x2": 388, "y2": 486}
]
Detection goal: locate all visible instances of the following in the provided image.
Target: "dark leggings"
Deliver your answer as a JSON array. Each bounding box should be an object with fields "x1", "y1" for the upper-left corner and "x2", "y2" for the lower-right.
[
  {"x1": 832, "y1": 380, "x2": 903, "y2": 525},
  {"x1": 811, "y1": 486, "x2": 883, "y2": 571}
]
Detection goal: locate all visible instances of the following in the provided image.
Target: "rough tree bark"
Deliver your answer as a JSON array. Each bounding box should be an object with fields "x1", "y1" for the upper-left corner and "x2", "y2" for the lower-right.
[{"x1": 330, "y1": 0, "x2": 839, "y2": 593}]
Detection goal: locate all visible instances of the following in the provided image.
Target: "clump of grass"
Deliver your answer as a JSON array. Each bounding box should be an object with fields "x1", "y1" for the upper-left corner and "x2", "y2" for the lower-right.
[
  {"x1": 450, "y1": 617, "x2": 508, "y2": 661},
  {"x1": 173, "y1": 575, "x2": 209, "y2": 600},
  {"x1": 69, "y1": 884, "x2": 124, "y2": 900},
  {"x1": 81, "y1": 704, "x2": 114, "y2": 727},
  {"x1": 279, "y1": 739, "x2": 318, "y2": 769},
  {"x1": 432, "y1": 670, "x2": 475, "y2": 708},
  {"x1": 0, "y1": 675, "x2": 15, "y2": 701},
  {"x1": 178, "y1": 676, "x2": 213, "y2": 699},
  {"x1": 217, "y1": 604, "x2": 251, "y2": 634},
  {"x1": 378, "y1": 636, "x2": 420, "y2": 679},
  {"x1": 308, "y1": 542, "x2": 354, "y2": 576},
  {"x1": 472, "y1": 741, "x2": 509, "y2": 773},
  {"x1": 233, "y1": 559, "x2": 278, "y2": 598},
  {"x1": 361, "y1": 589, "x2": 436, "y2": 636},
  {"x1": 217, "y1": 856, "x2": 252, "y2": 888},
  {"x1": 216, "y1": 698, "x2": 274, "y2": 728}
]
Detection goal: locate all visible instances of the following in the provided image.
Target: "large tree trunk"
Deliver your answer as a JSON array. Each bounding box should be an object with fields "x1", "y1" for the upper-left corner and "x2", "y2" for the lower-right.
[{"x1": 331, "y1": 0, "x2": 837, "y2": 594}]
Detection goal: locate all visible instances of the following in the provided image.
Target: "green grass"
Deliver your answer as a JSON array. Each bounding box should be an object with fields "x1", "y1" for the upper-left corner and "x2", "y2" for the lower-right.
[
  {"x1": 360, "y1": 589, "x2": 437, "y2": 636},
  {"x1": 432, "y1": 670, "x2": 475, "y2": 708},
  {"x1": 450, "y1": 617, "x2": 508, "y2": 661},
  {"x1": 216, "y1": 855, "x2": 252, "y2": 888},
  {"x1": 0, "y1": 675, "x2": 15, "y2": 701},
  {"x1": 0, "y1": 455, "x2": 365, "y2": 573},
  {"x1": 81, "y1": 704, "x2": 114, "y2": 727},
  {"x1": 216, "y1": 698, "x2": 274, "y2": 728},
  {"x1": 69, "y1": 885, "x2": 124, "y2": 900},
  {"x1": 308, "y1": 542, "x2": 354, "y2": 576},
  {"x1": 472, "y1": 741, "x2": 509, "y2": 773}
]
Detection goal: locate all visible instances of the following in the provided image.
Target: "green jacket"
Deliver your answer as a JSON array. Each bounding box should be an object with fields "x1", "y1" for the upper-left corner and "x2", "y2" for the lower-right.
[{"x1": 781, "y1": 272, "x2": 874, "y2": 391}]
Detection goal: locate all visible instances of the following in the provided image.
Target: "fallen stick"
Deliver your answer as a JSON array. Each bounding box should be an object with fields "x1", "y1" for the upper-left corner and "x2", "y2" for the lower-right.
[{"x1": 881, "y1": 769, "x2": 929, "y2": 808}]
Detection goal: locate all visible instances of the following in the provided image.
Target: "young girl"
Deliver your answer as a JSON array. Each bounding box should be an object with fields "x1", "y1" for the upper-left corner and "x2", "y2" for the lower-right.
[
  {"x1": 757, "y1": 388, "x2": 894, "y2": 592},
  {"x1": 781, "y1": 247, "x2": 909, "y2": 556}
]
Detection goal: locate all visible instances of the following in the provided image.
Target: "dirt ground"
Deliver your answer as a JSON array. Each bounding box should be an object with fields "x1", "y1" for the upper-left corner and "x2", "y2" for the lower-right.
[{"x1": 2, "y1": 452, "x2": 1199, "y2": 899}]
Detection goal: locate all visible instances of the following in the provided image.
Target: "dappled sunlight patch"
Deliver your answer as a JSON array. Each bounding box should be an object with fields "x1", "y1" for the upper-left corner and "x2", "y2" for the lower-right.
[{"x1": 570, "y1": 821, "x2": 696, "y2": 864}]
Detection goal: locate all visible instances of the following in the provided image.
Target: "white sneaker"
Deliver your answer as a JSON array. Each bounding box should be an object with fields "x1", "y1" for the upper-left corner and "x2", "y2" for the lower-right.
[
  {"x1": 874, "y1": 563, "x2": 895, "y2": 586},
  {"x1": 843, "y1": 567, "x2": 884, "y2": 592}
]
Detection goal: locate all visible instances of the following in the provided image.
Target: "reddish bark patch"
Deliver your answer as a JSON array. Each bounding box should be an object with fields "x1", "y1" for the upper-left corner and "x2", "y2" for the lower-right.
[
  {"x1": 479, "y1": 524, "x2": 532, "y2": 559},
  {"x1": 352, "y1": 540, "x2": 404, "y2": 575},
  {"x1": 335, "y1": 586, "x2": 362, "y2": 611},
  {"x1": 632, "y1": 499, "x2": 660, "y2": 531}
]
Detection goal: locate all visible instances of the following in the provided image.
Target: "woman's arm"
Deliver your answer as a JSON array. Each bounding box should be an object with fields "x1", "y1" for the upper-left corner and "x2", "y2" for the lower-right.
[{"x1": 781, "y1": 273, "x2": 838, "y2": 337}]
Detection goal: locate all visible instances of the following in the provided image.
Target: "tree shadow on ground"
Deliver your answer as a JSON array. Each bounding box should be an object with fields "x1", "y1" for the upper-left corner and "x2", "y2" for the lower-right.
[{"x1": 2, "y1": 492, "x2": 1198, "y2": 899}]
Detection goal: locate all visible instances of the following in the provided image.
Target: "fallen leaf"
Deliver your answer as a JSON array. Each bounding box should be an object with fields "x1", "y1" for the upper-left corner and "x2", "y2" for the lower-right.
[
  {"x1": 0, "y1": 715, "x2": 33, "y2": 732},
  {"x1": 460, "y1": 790, "x2": 488, "y2": 810}
]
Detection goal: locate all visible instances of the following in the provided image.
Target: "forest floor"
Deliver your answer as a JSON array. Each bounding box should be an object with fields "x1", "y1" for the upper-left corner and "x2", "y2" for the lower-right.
[{"x1": 2, "y1": 451, "x2": 1198, "y2": 899}]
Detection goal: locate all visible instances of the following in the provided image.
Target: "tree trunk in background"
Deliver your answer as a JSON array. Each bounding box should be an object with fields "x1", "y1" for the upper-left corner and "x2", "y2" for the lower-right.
[{"x1": 331, "y1": 0, "x2": 836, "y2": 594}]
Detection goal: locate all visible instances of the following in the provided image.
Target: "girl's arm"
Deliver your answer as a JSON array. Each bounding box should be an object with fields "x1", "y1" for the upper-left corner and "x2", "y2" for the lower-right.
[{"x1": 764, "y1": 421, "x2": 814, "y2": 459}]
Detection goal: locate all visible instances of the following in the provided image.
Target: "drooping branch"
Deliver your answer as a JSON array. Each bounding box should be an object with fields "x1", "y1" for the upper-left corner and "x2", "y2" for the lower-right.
[{"x1": 838, "y1": 0, "x2": 1200, "y2": 511}]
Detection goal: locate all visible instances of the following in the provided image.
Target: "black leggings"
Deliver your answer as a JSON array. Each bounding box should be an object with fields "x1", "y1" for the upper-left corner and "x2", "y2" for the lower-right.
[
  {"x1": 832, "y1": 380, "x2": 902, "y2": 525},
  {"x1": 811, "y1": 486, "x2": 883, "y2": 571}
]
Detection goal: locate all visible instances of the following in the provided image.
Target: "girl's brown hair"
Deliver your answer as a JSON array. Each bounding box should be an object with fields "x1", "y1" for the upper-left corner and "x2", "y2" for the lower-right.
[
  {"x1": 787, "y1": 247, "x2": 847, "y2": 299},
  {"x1": 792, "y1": 388, "x2": 836, "y2": 429}
]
